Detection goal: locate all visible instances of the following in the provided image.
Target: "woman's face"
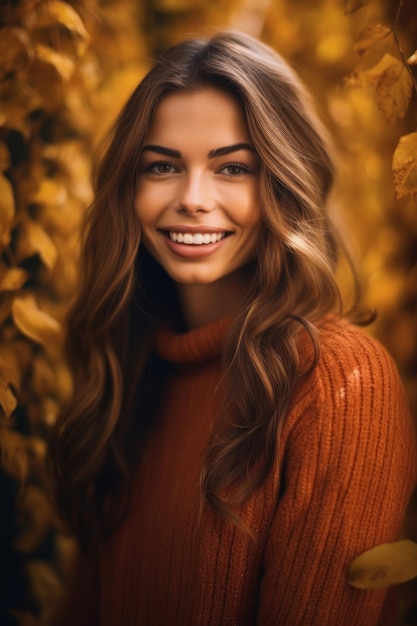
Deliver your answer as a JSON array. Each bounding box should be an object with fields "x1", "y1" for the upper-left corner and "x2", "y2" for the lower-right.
[{"x1": 135, "y1": 87, "x2": 262, "y2": 286}]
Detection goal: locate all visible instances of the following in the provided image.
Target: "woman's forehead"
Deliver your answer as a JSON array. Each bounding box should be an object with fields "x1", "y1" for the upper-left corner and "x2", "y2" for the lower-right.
[{"x1": 144, "y1": 88, "x2": 252, "y2": 150}]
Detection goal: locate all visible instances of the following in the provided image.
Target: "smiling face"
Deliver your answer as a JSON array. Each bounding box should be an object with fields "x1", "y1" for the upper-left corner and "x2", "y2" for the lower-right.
[{"x1": 135, "y1": 87, "x2": 262, "y2": 287}]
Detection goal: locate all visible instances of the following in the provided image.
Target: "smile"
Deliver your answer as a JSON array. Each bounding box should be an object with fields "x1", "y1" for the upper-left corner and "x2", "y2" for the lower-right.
[{"x1": 169, "y1": 232, "x2": 227, "y2": 245}]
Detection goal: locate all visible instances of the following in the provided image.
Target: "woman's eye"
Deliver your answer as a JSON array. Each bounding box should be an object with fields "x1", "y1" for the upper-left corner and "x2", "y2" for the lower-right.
[
  {"x1": 219, "y1": 163, "x2": 251, "y2": 177},
  {"x1": 146, "y1": 162, "x2": 177, "y2": 175}
]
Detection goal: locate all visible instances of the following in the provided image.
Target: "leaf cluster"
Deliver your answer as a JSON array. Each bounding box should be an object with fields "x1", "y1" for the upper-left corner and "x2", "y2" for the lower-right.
[
  {"x1": 345, "y1": 0, "x2": 417, "y2": 198},
  {"x1": 0, "y1": 1, "x2": 97, "y2": 623},
  {"x1": 0, "y1": 0, "x2": 93, "y2": 425}
]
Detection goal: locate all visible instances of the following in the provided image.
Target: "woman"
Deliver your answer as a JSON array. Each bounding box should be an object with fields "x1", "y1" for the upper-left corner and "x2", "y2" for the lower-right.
[{"x1": 50, "y1": 30, "x2": 416, "y2": 625}]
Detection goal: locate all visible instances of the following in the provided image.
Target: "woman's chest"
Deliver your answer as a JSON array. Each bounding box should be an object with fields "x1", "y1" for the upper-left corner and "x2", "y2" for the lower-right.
[{"x1": 98, "y1": 364, "x2": 280, "y2": 625}]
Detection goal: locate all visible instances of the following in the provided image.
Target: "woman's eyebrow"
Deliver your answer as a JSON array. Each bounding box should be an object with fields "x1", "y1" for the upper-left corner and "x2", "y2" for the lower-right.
[
  {"x1": 141, "y1": 145, "x2": 181, "y2": 158},
  {"x1": 208, "y1": 143, "x2": 254, "y2": 158},
  {"x1": 141, "y1": 143, "x2": 254, "y2": 159}
]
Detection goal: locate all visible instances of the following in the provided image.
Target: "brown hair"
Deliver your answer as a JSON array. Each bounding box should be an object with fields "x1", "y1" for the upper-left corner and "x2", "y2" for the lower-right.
[{"x1": 49, "y1": 30, "x2": 369, "y2": 545}]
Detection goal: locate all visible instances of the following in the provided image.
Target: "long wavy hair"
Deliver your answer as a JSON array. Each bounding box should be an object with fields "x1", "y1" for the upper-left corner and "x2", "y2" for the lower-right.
[{"x1": 49, "y1": 30, "x2": 369, "y2": 546}]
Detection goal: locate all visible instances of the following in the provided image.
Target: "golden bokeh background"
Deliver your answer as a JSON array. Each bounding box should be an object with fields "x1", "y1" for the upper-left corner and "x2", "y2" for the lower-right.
[{"x1": 0, "y1": 0, "x2": 416, "y2": 624}]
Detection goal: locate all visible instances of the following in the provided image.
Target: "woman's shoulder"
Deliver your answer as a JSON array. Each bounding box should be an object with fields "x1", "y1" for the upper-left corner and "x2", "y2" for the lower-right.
[
  {"x1": 291, "y1": 315, "x2": 411, "y2": 429},
  {"x1": 279, "y1": 316, "x2": 416, "y2": 483},
  {"x1": 311, "y1": 315, "x2": 401, "y2": 384},
  {"x1": 280, "y1": 315, "x2": 417, "y2": 499}
]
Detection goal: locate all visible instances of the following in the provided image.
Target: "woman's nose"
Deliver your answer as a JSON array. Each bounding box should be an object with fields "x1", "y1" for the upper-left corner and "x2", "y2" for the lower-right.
[{"x1": 176, "y1": 171, "x2": 214, "y2": 215}]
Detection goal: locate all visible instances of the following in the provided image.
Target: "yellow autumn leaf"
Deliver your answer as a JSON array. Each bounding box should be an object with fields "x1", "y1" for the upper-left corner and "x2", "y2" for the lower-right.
[
  {"x1": 54, "y1": 533, "x2": 77, "y2": 581},
  {"x1": 32, "y1": 355, "x2": 55, "y2": 396},
  {"x1": 0, "y1": 340, "x2": 33, "y2": 389},
  {"x1": 0, "y1": 428, "x2": 28, "y2": 479},
  {"x1": 12, "y1": 295, "x2": 61, "y2": 348},
  {"x1": 14, "y1": 485, "x2": 58, "y2": 553},
  {"x1": 37, "y1": 196, "x2": 82, "y2": 237},
  {"x1": 0, "y1": 174, "x2": 15, "y2": 248},
  {"x1": 30, "y1": 177, "x2": 68, "y2": 207},
  {"x1": 348, "y1": 540, "x2": 417, "y2": 589},
  {"x1": 345, "y1": 53, "x2": 399, "y2": 88},
  {"x1": 54, "y1": 362, "x2": 73, "y2": 404},
  {"x1": 16, "y1": 218, "x2": 58, "y2": 270},
  {"x1": 30, "y1": 433, "x2": 47, "y2": 454},
  {"x1": 376, "y1": 61, "x2": 413, "y2": 123},
  {"x1": 41, "y1": 396, "x2": 60, "y2": 426},
  {"x1": 10, "y1": 82, "x2": 44, "y2": 118},
  {"x1": 34, "y1": 44, "x2": 75, "y2": 81},
  {"x1": 407, "y1": 50, "x2": 417, "y2": 65},
  {"x1": 46, "y1": 230, "x2": 80, "y2": 297},
  {"x1": 25, "y1": 560, "x2": 66, "y2": 622},
  {"x1": 0, "y1": 104, "x2": 30, "y2": 137},
  {"x1": 0, "y1": 27, "x2": 33, "y2": 78},
  {"x1": 392, "y1": 132, "x2": 417, "y2": 198},
  {"x1": 353, "y1": 24, "x2": 393, "y2": 70},
  {"x1": 0, "y1": 348, "x2": 20, "y2": 390},
  {"x1": 34, "y1": 0, "x2": 90, "y2": 41},
  {"x1": 0, "y1": 267, "x2": 29, "y2": 292},
  {"x1": 344, "y1": 0, "x2": 376, "y2": 15},
  {"x1": 0, "y1": 385, "x2": 17, "y2": 418},
  {"x1": 354, "y1": 24, "x2": 391, "y2": 55},
  {"x1": 42, "y1": 141, "x2": 92, "y2": 205}
]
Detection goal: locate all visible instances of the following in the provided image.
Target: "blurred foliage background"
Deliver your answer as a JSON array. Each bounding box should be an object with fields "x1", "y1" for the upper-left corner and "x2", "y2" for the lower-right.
[{"x1": 0, "y1": 0, "x2": 416, "y2": 624}]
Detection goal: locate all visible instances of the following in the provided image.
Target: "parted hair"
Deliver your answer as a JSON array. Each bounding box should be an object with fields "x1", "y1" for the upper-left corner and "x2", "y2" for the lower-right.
[{"x1": 49, "y1": 30, "x2": 368, "y2": 545}]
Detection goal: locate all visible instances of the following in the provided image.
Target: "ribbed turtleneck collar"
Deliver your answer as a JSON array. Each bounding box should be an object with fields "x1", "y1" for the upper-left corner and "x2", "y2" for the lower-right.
[{"x1": 154, "y1": 316, "x2": 234, "y2": 364}]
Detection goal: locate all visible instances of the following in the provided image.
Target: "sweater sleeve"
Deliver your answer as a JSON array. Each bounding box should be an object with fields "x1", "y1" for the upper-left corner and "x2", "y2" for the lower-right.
[{"x1": 256, "y1": 328, "x2": 417, "y2": 626}]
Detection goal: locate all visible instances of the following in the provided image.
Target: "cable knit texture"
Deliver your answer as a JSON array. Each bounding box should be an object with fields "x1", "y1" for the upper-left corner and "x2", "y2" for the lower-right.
[{"x1": 61, "y1": 317, "x2": 417, "y2": 626}]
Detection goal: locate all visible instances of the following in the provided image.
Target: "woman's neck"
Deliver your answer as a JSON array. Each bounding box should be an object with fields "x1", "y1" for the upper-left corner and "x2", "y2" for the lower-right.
[{"x1": 176, "y1": 266, "x2": 254, "y2": 329}]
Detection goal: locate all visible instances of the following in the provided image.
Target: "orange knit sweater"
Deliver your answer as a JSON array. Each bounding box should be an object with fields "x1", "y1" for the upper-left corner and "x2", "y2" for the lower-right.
[{"x1": 62, "y1": 316, "x2": 417, "y2": 626}]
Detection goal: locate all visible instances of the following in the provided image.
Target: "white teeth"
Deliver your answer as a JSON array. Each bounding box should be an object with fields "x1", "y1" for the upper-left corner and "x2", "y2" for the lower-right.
[{"x1": 169, "y1": 232, "x2": 225, "y2": 245}]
